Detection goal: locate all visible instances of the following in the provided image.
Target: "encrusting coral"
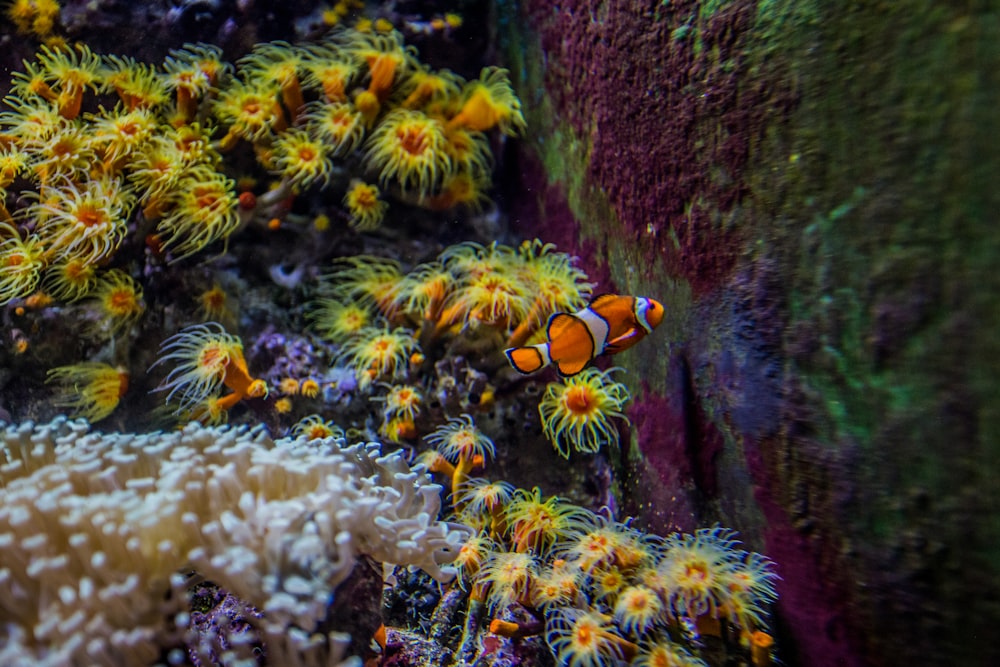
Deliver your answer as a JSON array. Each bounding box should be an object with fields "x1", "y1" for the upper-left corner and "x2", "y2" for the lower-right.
[{"x1": 0, "y1": 417, "x2": 470, "y2": 665}]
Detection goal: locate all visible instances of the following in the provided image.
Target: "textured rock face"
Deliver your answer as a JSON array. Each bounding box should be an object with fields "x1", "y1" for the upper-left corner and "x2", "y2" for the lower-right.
[{"x1": 500, "y1": 1, "x2": 1000, "y2": 665}]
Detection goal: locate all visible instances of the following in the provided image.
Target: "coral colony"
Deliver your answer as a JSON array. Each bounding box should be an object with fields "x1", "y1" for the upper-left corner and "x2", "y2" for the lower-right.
[{"x1": 0, "y1": 7, "x2": 778, "y2": 667}]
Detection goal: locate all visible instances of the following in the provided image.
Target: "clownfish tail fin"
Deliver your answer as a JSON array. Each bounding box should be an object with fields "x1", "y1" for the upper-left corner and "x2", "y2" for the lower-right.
[{"x1": 504, "y1": 343, "x2": 551, "y2": 375}]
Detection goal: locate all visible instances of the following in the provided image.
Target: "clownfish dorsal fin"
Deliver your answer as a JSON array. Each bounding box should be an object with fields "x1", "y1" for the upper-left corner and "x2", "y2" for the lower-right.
[
  {"x1": 588, "y1": 293, "x2": 620, "y2": 310},
  {"x1": 547, "y1": 312, "x2": 585, "y2": 342}
]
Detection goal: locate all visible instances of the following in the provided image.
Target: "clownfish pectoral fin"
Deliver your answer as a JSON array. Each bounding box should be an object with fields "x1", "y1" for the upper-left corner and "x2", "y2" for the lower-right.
[
  {"x1": 605, "y1": 326, "x2": 643, "y2": 354},
  {"x1": 505, "y1": 343, "x2": 550, "y2": 374}
]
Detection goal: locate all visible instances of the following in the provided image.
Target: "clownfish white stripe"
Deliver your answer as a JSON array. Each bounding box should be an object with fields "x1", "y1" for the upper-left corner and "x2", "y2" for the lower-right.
[{"x1": 575, "y1": 306, "x2": 609, "y2": 354}]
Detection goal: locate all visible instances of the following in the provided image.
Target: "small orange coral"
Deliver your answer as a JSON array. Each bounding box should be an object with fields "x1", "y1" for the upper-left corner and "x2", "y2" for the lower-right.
[
  {"x1": 343, "y1": 180, "x2": 387, "y2": 230},
  {"x1": 446, "y1": 67, "x2": 525, "y2": 136},
  {"x1": 152, "y1": 322, "x2": 268, "y2": 420}
]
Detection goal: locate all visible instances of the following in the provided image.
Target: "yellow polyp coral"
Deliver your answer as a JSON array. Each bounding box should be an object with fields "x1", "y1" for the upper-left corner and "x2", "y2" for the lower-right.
[
  {"x1": 156, "y1": 168, "x2": 240, "y2": 259},
  {"x1": 27, "y1": 123, "x2": 96, "y2": 182},
  {"x1": 292, "y1": 414, "x2": 344, "y2": 440},
  {"x1": 0, "y1": 223, "x2": 46, "y2": 304},
  {"x1": 100, "y1": 55, "x2": 170, "y2": 110},
  {"x1": 308, "y1": 297, "x2": 372, "y2": 342},
  {"x1": 336, "y1": 325, "x2": 419, "y2": 387},
  {"x1": 427, "y1": 413, "x2": 495, "y2": 465},
  {"x1": 421, "y1": 172, "x2": 491, "y2": 213},
  {"x1": 29, "y1": 175, "x2": 133, "y2": 264},
  {"x1": 88, "y1": 105, "x2": 158, "y2": 169},
  {"x1": 85, "y1": 268, "x2": 144, "y2": 335},
  {"x1": 364, "y1": 108, "x2": 452, "y2": 199},
  {"x1": 197, "y1": 282, "x2": 235, "y2": 324},
  {"x1": 41, "y1": 256, "x2": 95, "y2": 301},
  {"x1": 237, "y1": 41, "x2": 308, "y2": 121},
  {"x1": 163, "y1": 43, "x2": 230, "y2": 123},
  {"x1": 347, "y1": 29, "x2": 413, "y2": 103},
  {"x1": 504, "y1": 487, "x2": 591, "y2": 554},
  {"x1": 301, "y1": 43, "x2": 357, "y2": 103},
  {"x1": 151, "y1": 322, "x2": 268, "y2": 420},
  {"x1": 545, "y1": 607, "x2": 639, "y2": 666},
  {"x1": 375, "y1": 382, "x2": 423, "y2": 421},
  {"x1": 538, "y1": 367, "x2": 631, "y2": 458},
  {"x1": 321, "y1": 255, "x2": 403, "y2": 315},
  {"x1": 303, "y1": 100, "x2": 365, "y2": 156},
  {"x1": 343, "y1": 179, "x2": 387, "y2": 230},
  {"x1": 32, "y1": 44, "x2": 104, "y2": 120},
  {"x1": 506, "y1": 240, "x2": 593, "y2": 346},
  {"x1": 7, "y1": 0, "x2": 61, "y2": 40},
  {"x1": 212, "y1": 79, "x2": 285, "y2": 147},
  {"x1": 389, "y1": 260, "x2": 454, "y2": 323},
  {"x1": 446, "y1": 67, "x2": 526, "y2": 136},
  {"x1": 399, "y1": 65, "x2": 462, "y2": 110},
  {"x1": 270, "y1": 127, "x2": 335, "y2": 190},
  {"x1": 46, "y1": 361, "x2": 128, "y2": 422}
]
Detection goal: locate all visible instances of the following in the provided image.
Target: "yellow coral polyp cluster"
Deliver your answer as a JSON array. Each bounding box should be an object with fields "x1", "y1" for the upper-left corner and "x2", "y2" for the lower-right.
[
  {"x1": 0, "y1": 28, "x2": 527, "y2": 308},
  {"x1": 336, "y1": 325, "x2": 419, "y2": 388},
  {"x1": 323, "y1": 242, "x2": 591, "y2": 350},
  {"x1": 7, "y1": 0, "x2": 62, "y2": 41},
  {"x1": 443, "y1": 463, "x2": 778, "y2": 667}
]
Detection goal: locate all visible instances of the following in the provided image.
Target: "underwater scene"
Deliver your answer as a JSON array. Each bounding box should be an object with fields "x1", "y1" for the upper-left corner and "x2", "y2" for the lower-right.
[{"x1": 1, "y1": 1, "x2": 997, "y2": 666}]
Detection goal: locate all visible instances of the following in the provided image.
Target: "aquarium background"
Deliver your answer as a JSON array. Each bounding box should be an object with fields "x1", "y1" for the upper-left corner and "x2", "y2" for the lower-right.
[{"x1": 1, "y1": 1, "x2": 997, "y2": 666}]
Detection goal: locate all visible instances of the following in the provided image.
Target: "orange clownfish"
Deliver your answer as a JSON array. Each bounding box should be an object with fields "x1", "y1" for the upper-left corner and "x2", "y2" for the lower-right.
[{"x1": 504, "y1": 294, "x2": 664, "y2": 377}]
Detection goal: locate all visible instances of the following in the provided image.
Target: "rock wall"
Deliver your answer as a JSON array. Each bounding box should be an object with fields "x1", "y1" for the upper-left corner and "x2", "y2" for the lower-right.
[{"x1": 497, "y1": 1, "x2": 1000, "y2": 665}]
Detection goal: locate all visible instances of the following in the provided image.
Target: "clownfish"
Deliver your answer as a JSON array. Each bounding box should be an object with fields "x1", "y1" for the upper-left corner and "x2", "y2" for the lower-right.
[{"x1": 504, "y1": 294, "x2": 664, "y2": 377}]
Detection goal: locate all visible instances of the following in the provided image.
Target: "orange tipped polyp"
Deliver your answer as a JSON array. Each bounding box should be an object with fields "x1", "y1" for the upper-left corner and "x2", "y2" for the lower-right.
[
  {"x1": 750, "y1": 631, "x2": 774, "y2": 667},
  {"x1": 281, "y1": 79, "x2": 306, "y2": 123},
  {"x1": 447, "y1": 92, "x2": 499, "y2": 133},
  {"x1": 489, "y1": 619, "x2": 519, "y2": 637},
  {"x1": 367, "y1": 54, "x2": 398, "y2": 99},
  {"x1": 58, "y1": 88, "x2": 84, "y2": 120}
]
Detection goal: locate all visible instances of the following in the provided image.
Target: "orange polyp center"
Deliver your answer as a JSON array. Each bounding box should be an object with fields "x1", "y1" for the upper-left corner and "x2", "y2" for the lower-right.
[
  {"x1": 76, "y1": 206, "x2": 104, "y2": 228},
  {"x1": 685, "y1": 561, "x2": 709, "y2": 581},
  {"x1": 576, "y1": 624, "x2": 594, "y2": 646},
  {"x1": 108, "y1": 289, "x2": 136, "y2": 313},
  {"x1": 308, "y1": 426, "x2": 331, "y2": 439},
  {"x1": 298, "y1": 146, "x2": 316, "y2": 162},
  {"x1": 6, "y1": 254, "x2": 25, "y2": 267},
  {"x1": 564, "y1": 387, "x2": 594, "y2": 414},
  {"x1": 353, "y1": 188, "x2": 377, "y2": 208},
  {"x1": 65, "y1": 262, "x2": 87, "y2": 280},
  {"x1": 397, "y1": 126, "x2": 429, "y2": 156},
  {"x1": 51, "y1": 139, "x2": 75, "y2": 159},
  {"x1": 198, "y1": 345, "x2": 228, "y2": 375}
]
